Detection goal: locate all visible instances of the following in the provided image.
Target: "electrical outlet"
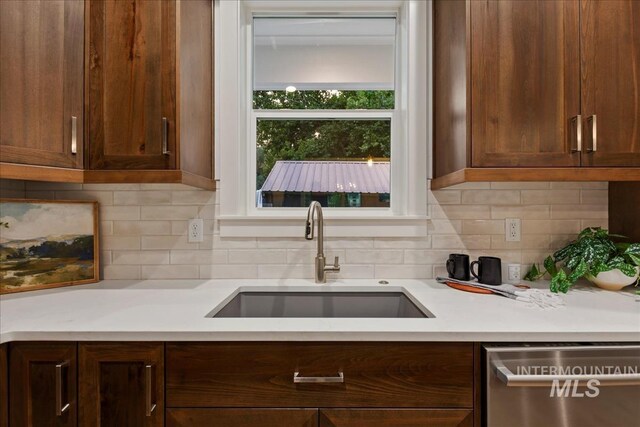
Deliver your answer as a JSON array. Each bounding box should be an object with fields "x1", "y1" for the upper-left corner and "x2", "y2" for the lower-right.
[
  {"x1": 188, "y1": 218, "x2": 204, "y2": 243},
  {"x1": 505, "y1": 218, "x2": 521, "y2": 242},
  {"x1": 508, "y1": 264, "x2": 521, "y2": 283}
]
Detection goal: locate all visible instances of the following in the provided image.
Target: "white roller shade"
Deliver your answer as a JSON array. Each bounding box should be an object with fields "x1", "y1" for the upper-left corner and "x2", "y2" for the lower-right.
[{"x1": 253, "y1": 17, "x2": 396, "y2": 91}]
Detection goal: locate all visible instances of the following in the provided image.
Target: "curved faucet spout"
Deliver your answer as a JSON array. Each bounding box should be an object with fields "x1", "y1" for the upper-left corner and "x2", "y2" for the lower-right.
[{"x1": 304, "y1": 201, "x2": 338, "y2": 283}]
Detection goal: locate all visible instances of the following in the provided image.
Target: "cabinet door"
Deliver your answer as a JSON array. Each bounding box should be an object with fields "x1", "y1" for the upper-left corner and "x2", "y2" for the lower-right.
[
  {"x1": 581, "y1": 0, "x2": 640, "y2": 166},
  {"x1": 0, "y1": 0, "x2": 84, "y2": 168},
  {"x1": 9, "y1": 342, "x2": 77, "y2": 427},
  {"x1": 0, "y1": 344, "x2": 7, "y2": 427},
  {"x1": 470, "y1": 0, "x2": 581, "y2": 167},
  {"x1": 166, "y1": 409, "x2": 318, "y2": 427},
  {"x1": 319, "y1": 409, "x2": 473, "y2": 427},
  {"x1": 88, "y1": 0, "x2": 176, "y2": 170},
  {"x1": 79, "y1": 343, "x2": 163, "y2": 427}
]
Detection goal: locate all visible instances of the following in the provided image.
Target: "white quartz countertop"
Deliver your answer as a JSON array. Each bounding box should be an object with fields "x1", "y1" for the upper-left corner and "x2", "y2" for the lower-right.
[{"x1": 1, "y1": 279, "x2": 639, "y2": 343}]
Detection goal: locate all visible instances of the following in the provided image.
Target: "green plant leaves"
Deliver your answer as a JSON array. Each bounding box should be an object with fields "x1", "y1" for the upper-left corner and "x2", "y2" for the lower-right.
[
  {"x1": 524, "y1": 263, "x2": 544, "y2": 281},
  {"x1": 525, "y1": 227, "x2": 639, "y2": 293}
]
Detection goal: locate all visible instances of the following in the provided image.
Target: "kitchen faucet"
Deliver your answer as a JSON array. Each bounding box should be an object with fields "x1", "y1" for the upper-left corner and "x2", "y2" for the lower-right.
[{"x1": 305, "y1": 201, "x2": 340, "y2": 283}]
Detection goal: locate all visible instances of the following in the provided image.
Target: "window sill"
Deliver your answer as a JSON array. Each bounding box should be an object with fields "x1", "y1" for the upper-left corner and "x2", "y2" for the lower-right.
[{"x1": 218, "y1": 215, "x2": 429, "y2": 238}]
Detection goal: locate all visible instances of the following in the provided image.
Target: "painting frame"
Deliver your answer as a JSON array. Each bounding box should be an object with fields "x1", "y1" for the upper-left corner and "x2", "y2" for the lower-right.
[{"x1": 0, "y1": 198, "x2": 100, "y2": 294}]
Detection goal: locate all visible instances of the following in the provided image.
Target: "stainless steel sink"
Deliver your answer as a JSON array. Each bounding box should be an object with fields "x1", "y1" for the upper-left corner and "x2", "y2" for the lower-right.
[{"x1": 208, "y1": 289, "x2": 432, "y2": 318}]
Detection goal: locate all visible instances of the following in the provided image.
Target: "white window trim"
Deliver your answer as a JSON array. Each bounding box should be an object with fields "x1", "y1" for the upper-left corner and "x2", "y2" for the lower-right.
[{"x1": 218, "y1": 0, "x2": 430, "y2": 237}]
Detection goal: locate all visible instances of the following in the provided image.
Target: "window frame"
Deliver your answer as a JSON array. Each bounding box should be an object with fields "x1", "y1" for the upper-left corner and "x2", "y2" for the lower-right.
[{"x1": 218, "y1": 0, "x2": 430, "y2": 237}]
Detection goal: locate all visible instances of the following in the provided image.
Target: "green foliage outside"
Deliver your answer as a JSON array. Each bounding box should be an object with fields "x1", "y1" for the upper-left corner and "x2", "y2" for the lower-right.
[{"x1": 254, "y1": 90, "x2": 394, "y2": 189}]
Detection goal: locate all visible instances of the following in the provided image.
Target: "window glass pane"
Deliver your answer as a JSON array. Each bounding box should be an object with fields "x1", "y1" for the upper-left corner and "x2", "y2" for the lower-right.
[
  {"x1": 256, "y1": 119, "x2": 391, "y2": 208},
  {"x1": 253, "y1": 17, "x2": 396, "y2": 91},
  {"x1": 253, "y1": 90, "x2": 394, "y2": 110}
]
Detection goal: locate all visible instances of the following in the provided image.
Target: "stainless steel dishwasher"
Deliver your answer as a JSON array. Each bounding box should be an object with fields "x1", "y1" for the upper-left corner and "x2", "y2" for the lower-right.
[{"x1": 484, "y1": 344, "x2": 640, "y2": 427}]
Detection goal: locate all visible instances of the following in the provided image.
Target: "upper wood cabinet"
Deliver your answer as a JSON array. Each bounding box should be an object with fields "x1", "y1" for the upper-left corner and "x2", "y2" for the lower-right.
[
  {"x1": 79, "y1": 343, "x2": 164, "y2": 427},
  {"x1": 469, "y1": 0, "x2": 581, "y2": 168},
  {"x1": 581, "y1": 0, "x2": 640, "y2": 167},
  {"x1": 0, "y1": 0, "x2": 215, "y2": 189},
  {"x1": 433, "y1": 0, "x2": 640, "y2": 189},
  {"x1": 9, "y1": 342, "x2": 78, "y2": 427},
  {"x1": 87, "y1": 0, "x2": 176, "y2": 170},
  {"x1": 0, "y1": 0, "x2": 84, "y2": 169}
]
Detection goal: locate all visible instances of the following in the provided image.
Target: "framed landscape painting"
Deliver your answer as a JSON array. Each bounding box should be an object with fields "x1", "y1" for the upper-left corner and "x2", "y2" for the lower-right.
[{"x1": 0, "y1": 199, "x2": 99, "y2": 294}]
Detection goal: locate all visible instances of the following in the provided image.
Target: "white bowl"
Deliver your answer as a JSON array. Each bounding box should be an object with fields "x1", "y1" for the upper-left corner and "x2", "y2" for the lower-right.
[{"x1": 587, "y1": 267, "x2": 640, "y2": 291}]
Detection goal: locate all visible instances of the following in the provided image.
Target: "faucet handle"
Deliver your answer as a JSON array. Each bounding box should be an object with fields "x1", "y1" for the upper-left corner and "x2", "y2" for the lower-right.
[{"x1": 333, "y1": 256, "x2": 340, "y2": 268}]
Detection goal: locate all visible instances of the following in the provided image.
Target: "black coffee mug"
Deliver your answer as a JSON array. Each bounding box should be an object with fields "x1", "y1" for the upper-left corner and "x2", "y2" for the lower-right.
[
  {"x1": 446, "y1": 253, "x2": 470, "y2": 281},
  {"x1": 470, "y1": 256, "x2": 502, "y2": 285}
]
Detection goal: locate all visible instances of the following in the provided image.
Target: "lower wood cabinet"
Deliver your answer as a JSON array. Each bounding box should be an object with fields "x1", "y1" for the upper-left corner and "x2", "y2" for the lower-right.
[
  {"x1": 79, "y1": 343, "x2": 164, "y2": 427},
  {"x1": 0, "y1": 344, "x2": 7, "y2": 427},
  {"x1": 2, "y1": 342, "x2": 477, "y2": 427},
  {"x1": 319, "y1": 409, "x2": 473, "y2": 427},
  {"x1": 166, "y1": 342, "x2": 474, "y2": 408},
  {"x1": 9, "y1": 342, "x2": 77, "y2": 427},
  {"x1": 167, "y1": 409, "x2": 319, "y2": 427}
]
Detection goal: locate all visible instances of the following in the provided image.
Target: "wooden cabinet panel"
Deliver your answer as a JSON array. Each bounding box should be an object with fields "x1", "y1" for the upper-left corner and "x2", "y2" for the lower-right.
[
  {"x1": 167, "y1": 409, "x2": 318, "y2": 427},
  {"x1": 319, "y1": 409, "x2": 473, "y2": 427},
  {"x1": 470, "y1": 0, "x2": 581, "y2": 167},
  {"x1": 79, "y1": 343, "x2": 163, "y2": 427},
  {"x1": 0, "y1": 344, "x2": 7, "y2": 427},
  {"x1": 166, "y1": 342, "x2": 474, "y2": 409},
  {"x1": 88, "y1": 0, "x2": 176, "y2": 170},
  {"x1": 0, "y1": 0, "x2": 84, "y2": 168},
  {"x1": 581, "y1": 0, "x2": 640, "y2": 166},
  {"x1": 9, "y1": 342, "x2": 77, "y2": 427}
]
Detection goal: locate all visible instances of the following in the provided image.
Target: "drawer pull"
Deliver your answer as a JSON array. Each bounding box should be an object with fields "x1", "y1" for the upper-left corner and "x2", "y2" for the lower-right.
[
  {"x1": 293, "y1": 371, "x2": 344, "y2": 383},
  {"x1": 145, "y1": 364, "x2": 157, "y2": 416},
  {"x1": 55, "y1": 361, "x2": 70, "y2": 416}
]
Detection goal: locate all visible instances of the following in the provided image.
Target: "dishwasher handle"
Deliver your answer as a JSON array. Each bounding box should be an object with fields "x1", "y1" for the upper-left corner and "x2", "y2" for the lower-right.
[{"x1": 495, "y1": 364, "x2": 640, "y2": 387}]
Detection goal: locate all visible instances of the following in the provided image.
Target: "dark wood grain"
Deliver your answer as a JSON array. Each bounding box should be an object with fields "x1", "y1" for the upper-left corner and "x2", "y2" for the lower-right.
[
  {"x1": 0, "y1": 0, "x2": 84, "y2": 168},
  {"x1": 609, "y1": 182, "x2": 640, "y2": 241},
  {"x1": 177, "y1": 0, "x2": 214, "y2": 181},
  {"x1": 79, "y1": 343, "x2": 163, "y2": 427},
  {"x1": 9, "y1": 342, "x2": 77, "y2": 427},
  {"x1": 319, "y1": 409, "x2": 473, "y2": 427},
  {"x1": 470, "y1": 0, "x2": 581, "y2": 167},
  {"x1": 430, "y1": 167, "x2": 640, "y2": 190},
  {"x1": 0, "y1": 344, "x2": 7, "y2": 427},
  {"x1": 167, "y1": 409, "x2": 318, "y2": 427},
  {"x1": 581, "y1": 0, "x2": 640, "y2": 166},
  {"x1": 88, "y1": 0, "x2": 176, "y2": 170},
  {"x1": 433, "y1": 0, "x2": 470, "y2": 178},
  {"x1": 166, "y1": 342, "x2": 474, "y2": 409}
]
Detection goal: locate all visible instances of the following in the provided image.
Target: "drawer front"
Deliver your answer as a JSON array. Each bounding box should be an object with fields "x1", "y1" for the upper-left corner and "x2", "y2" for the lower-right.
[
  {"x1": 166, "y1": 342, "x2": 473, "y2": 408},
  {"x1": 320, "y1": 409, "x2": 473, "y2": 427},
  {"x1": 167, "y1": 409, "x2": 318, "y2": 427}
]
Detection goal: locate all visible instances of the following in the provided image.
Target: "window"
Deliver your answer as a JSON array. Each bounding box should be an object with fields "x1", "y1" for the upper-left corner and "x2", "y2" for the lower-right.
[
  {"x1": 252, "y1": 17, "x2": 396, "y2": 209},
  {"x1": 218, "y1": 1, "x2": 429, "y2": 237}
]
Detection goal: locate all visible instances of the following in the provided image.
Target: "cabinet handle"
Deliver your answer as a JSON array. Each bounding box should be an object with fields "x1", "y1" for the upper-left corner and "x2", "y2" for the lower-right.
[
  {"x1": 71, "y1": 116, "x2": 77, "y2": 155},
  {"x1": 145, "y1": 364, "x2": 157, "y2": 416},
  {"x1": 293, "y1": 371, "x2": 344, "y2": 383},
  {"x1": 587, "y1": 114, "x2": 597, "y2": 152},
  {"x1": 571, "y1": 115, "x2": 582, "y2": 152},
  {"x1": 55, "y1": 361, "x2": 70, "y2": 416},
  {"x1": 162, "y1": 117, "x2": 170, "y2": 155}
]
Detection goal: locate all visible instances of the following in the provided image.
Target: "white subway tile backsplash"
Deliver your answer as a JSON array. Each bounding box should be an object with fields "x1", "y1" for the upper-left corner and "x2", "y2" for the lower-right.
[
  {"x1": 228, "y1": 249, "x2": 286, "y2": 264},
  {"x1": 0, "y1": 179, "x2": 609, "y2": 280},
  {"x1": 114, "y1": 191, "x2": 171, "y2": 205}
]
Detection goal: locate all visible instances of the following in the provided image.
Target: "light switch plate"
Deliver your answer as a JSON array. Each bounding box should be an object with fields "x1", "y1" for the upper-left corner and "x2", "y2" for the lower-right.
[
  {"x1": 188, "y1": 218, "x2": 204, "y2": 243},
  {"x1": 507, "y1": 264, "x2": 521, "y2": 283}
]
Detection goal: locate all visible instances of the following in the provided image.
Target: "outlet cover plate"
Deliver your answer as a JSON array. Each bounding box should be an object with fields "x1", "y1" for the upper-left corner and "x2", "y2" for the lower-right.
[
  {"x1": 505, "y1": 218, "x2": 521, "y2": 242},
  {"x1": 188, "y1": 218, "x2": 204, "y2": 243}
]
